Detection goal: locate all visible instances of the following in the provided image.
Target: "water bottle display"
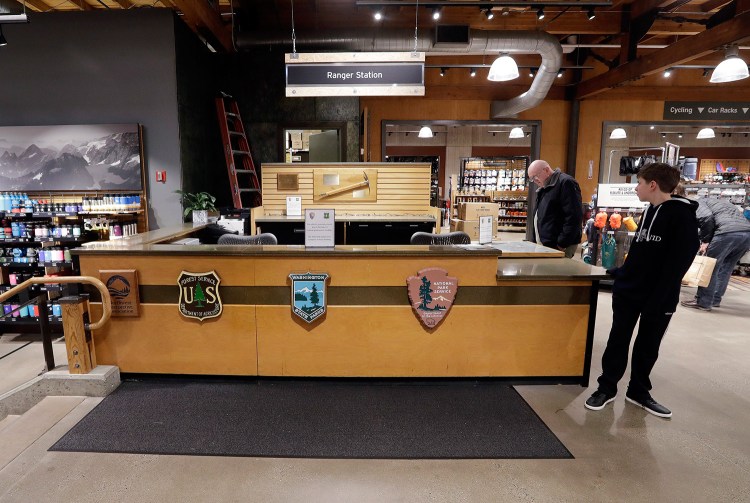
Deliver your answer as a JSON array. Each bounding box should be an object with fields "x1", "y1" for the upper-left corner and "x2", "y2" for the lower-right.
[{"x1": 601, "y1": 232, "x2": 617, "y2": 269}]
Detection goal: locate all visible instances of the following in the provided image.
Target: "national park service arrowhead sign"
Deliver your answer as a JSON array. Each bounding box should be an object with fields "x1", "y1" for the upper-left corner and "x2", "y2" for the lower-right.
[
  {"x1": 290, "y1": 272, "x2": 329, "y2": 323},
  {"x1": 407, "y1": 268, "x2": 458, "y2": 328},
  {"x1": 178, "y1": 270, "x2": 222, "y2": 321}
]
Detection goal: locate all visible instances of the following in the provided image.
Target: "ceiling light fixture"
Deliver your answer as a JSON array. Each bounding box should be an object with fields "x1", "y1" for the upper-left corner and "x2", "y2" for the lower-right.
[
  {"x1": 710, "y1": 46, "x2": 749, "y2": 83},
  {"x1": 650, "y1": 125, "x2": 655, "y2": 130},
  {"x1": 587, "y1": 8, "x2": 596, "y2": 20},
  {"x1": 536, "y1": 7, "x2": 545, "y2": 20},
  {"x1": 696, "y1": 128, "x2": 715, "y2": 139},
  {"x1": 418, "y1": 126, "x2": 434, "y2": 138},
  {"x1": 663, "y1": 68, "x2": 672, "y2": 77},
  {"x1": 432, "y1": 7, "x2": 442, "y2": 20},
  {"x1": 439, "y1": 67, "x2": 447, "y2": 77},
  {"x1": 610, "y1": 128, "x2": 627, "y2": 139},
  {"x1": 509, "y1": 127, "x2": 525, "y2": 139},
  {"x1": 373, "y1": 10, "x2": 383, "y2": 21},
  {"x1": 469, "y1": 67, "x2": 477, "y2": 77},
  {"x1": 556, "y1": 69, "x2": 564, "y2": 78},
  {"x1": 0, "y1": 26, "x2": 7, "y2": 47},
  {"x1": 487, "y1": 53, "x2": 519, "y2": 82},
  {"x1": 702, "y1": 68, "x2": 710, "y2": 78},
  {"x1": 529, "y1": 68, "x2": 536, "y2": 78},
  {"x1": 482, "y1": 7, "x2": 494, "y2": 20}
]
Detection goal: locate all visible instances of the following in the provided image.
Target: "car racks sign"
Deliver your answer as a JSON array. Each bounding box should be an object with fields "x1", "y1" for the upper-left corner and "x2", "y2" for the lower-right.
[{"x1": 286, "y1": 52, "x2": 425, "y2": 97}]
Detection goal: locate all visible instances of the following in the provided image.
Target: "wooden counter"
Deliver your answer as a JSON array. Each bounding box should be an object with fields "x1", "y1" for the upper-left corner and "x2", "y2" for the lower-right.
[{"x1": 75, "y1": 227, "x2": 607, "y2": 384}]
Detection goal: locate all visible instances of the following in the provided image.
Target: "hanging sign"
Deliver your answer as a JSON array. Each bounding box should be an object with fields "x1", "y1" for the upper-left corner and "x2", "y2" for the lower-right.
[
  {"x1": 286, "y1": 52, "x2": 425, "y2": 97},
  {"x1": 407, "y1": 268, "x2": 458, "y2": 329},
  {"x1": 99, "y1": 269, "x2": 139, "y2": 317},
  {"x1": 290, "y1": 272, "x2": 329, "y2": 323},
  {"x1": 663, "y1": 102, "x2": 750, "y2": 120},
  {"x1": 597, "y1": 184, "x2": 648, "y2": 209},
  {"x1": 177, "y1": 271, "x2": 222, "y2": 321}
]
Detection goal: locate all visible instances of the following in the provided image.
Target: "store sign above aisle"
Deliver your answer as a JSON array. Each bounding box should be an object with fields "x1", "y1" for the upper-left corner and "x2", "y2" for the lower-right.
[
  {"x1": 597, "y1": 184, "x2": 648, "y2": 209},
  {"x1": 177, "y1": 271, "x2": 222, "y2": 322},
  {"x1": 285, "y1": 52, "x2": 425, "y2": 97},
  {"x1": 663, "y1": 102, "x2": 750, "y2": 120},
  {"x1": 290, "y1": 272, "x2": 329, "y2": 323},
  {"x1": 407, "y1": 268, "x2": 458, "y2": 329}
]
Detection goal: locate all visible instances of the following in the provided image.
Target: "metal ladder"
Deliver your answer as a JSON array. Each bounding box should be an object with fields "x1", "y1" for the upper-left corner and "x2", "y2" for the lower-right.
[{"x1": 215, "y1": 94, "x2": 261, "y2": 208}]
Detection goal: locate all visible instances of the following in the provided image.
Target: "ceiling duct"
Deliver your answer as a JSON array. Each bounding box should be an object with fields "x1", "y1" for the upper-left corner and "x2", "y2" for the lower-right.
[{"x1": 236, "y1": 28, "x2": 562, "y2": 117}]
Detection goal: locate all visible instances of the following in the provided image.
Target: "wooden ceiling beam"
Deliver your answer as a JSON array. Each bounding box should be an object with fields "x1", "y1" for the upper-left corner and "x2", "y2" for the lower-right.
[
  {"x1": 111, "y1": 0, "x2": 132, "y2": 8},
  {"x1": 170, "y1": 0, "x2": 233, "y2": 52},
  {"x1": 16, "y1": 0, "x2": 50, "y2": 11},
  {"x1": 576, "y1": 10, "x2": 750, "y2": 99},
  {"x1": 701, "y1": 0, "x2": 733, "y2": 11},
  {"x1": 69, "y1": 0, "x2": 94, "y2": 11}
]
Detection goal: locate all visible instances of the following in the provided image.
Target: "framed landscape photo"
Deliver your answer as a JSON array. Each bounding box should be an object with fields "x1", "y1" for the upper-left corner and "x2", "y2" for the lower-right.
[{"x1": 0, "y1": 123, "x2": 145, "y2": 191}]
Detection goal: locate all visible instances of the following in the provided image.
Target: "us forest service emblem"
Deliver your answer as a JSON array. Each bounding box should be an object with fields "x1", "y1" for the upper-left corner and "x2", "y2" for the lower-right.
[
  {"x1": 407, "y1": 268, "x2": 458, "y2": 328},
  {"x1": 290, "y1": 272, "x2": 329, "y2": 323},
  {"x1": 178, "y1": 270, "x2": 222, "y2": 321}
]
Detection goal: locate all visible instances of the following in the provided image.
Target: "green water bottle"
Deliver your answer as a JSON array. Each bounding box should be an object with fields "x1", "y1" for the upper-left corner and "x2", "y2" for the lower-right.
[{"x1": 601, "y1": 232, "x2": 617, "y2": 269}]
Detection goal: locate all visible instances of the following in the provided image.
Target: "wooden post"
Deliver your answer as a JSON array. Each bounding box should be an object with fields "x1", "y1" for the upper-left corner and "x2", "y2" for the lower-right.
[{"x1": 60, "y1": 296, "x2": 95, "y2": 374}]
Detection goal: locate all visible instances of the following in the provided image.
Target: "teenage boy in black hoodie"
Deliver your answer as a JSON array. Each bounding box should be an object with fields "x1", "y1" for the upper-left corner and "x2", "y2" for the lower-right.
[{"x1": 585, "y1": 163, "x2": 699, "y2": 418}]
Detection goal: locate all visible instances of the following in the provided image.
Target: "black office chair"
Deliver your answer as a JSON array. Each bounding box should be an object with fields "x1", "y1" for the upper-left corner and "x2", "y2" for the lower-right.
[
  {"x1": 217, "y1": 233, "x2": 278, "y2": 245},
  {"x1": 409, "y1": 231, "x2": 471, "y2": 245}
]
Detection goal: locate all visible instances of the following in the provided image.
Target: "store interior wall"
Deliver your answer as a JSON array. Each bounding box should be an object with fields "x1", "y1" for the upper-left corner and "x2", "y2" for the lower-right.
[
  {"x1": 214, "y1": 49, "x2": 360, "y2": 168},
  {"x1": 174, "y1": 17, "x2": 230, "y2": 209},
  {"x1": 0, "y1": 10, "x2": 183, "y2": 229}
]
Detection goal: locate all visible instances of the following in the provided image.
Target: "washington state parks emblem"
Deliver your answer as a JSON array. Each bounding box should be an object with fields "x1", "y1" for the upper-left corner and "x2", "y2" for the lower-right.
[
  {"x1": 407, "y1": 268, "x2": 458, "y2": 328},
  {"x1": 177, "y1": 270, "x2": 222, "y2": 321},
  {"x1": 290, "y1": 272, "x2": 329, "y2": 323}
]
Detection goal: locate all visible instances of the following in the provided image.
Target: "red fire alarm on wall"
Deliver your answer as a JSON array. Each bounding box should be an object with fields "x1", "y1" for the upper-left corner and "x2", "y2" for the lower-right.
[{"x1": 156, "y1": 171, "x2": 167, "y2": 183}]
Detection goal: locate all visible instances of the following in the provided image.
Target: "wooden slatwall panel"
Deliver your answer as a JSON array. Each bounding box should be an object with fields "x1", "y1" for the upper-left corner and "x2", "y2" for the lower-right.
[{"x1": 261, "y1": 163, "x2": 432, "y2": 215}]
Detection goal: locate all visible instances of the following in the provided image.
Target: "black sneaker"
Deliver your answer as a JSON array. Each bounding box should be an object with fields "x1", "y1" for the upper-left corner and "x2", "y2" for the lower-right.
[
  {"x1": 680, "y1": 299, "x2": 711, "y2": 311},
  {"x1": 584, "y1": 391, "x2": 616, "y2": 411},
  {"x1": 625, "y1": 395, "x2": 672, "y2": 418}
]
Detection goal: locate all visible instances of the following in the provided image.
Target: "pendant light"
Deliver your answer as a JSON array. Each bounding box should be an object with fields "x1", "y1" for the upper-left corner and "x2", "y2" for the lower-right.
[
  {"x1": 487, "y1": 54, "x2": 519, "y2": 82},
  {"x1": 609, "y1": 128, "x2": 627, "y2": 139},
  {"x1": 0, "y1": 26, "x2": 7, "y2": 47},
  {"x1": 710, "y1": 47, "x2": 749, "y2": 83},
  {"x1": 696, "y1": 128, "x2": 715, "y2": 139},
  {"x1": 508, "y1": 127, "x2": 525, "y2": 139},
  {"x1": 418, "y1": 126, "x2": 434, "y2": 138}
]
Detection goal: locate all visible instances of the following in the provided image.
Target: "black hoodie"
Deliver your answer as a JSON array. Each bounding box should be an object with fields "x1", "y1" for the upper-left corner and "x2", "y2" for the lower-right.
[{"x1": 608, "y1": 195, "x2": 699, "y2": 315}]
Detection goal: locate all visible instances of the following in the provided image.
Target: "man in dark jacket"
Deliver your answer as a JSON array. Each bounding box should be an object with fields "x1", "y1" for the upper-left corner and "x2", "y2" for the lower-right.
[
  {"x1": 681, "y1": 197, "x2": 750, "y2": 311},
  {"x1": 585, "y1": 163, "x2": 699, "y2": 419},
  {"x1": 527, "y1": 160, "x2": 583, "y2": 257}
]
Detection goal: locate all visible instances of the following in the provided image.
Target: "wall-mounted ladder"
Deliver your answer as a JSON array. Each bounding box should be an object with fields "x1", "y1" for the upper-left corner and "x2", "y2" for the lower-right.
[{"x1": 216, "y1": 94, "x2": 261, "y2": 208}]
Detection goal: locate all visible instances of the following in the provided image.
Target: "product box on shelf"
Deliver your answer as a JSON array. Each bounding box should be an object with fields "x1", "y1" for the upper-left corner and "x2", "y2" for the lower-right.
[
  {"x1": 450, "y1": 218, "x2": 495, "y2": 241},
  {"x1": 457, "y1": 202, "x2": 499, "y2": 221}
]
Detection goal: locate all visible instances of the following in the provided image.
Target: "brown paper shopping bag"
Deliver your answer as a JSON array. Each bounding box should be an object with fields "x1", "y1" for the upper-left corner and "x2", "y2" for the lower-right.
[{"x1": 682, "y1": 255, "x2": 717, "y2": 288}]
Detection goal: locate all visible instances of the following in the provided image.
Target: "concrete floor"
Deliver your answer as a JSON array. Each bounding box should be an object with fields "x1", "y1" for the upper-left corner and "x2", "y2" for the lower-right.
[{"x1": 1, "y1": 250, "x2": 749, "y2": 501}]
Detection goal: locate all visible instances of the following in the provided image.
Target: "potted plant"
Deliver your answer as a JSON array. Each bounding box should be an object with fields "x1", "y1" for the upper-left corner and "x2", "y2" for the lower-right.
[{"x1": 175, "y1": 190, "x2": 217, "y2": 225}]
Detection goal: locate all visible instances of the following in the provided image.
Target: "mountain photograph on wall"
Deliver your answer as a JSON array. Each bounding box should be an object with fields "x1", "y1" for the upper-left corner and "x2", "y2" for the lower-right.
[{"x1": 0, "y1": 124, "x2": 143, "y2": 191}]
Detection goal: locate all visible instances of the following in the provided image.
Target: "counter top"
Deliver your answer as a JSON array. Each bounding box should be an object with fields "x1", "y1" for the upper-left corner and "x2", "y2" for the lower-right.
[
  {"x1": 255, "y1": 214, "x2": 436, "y2": 223},
  {"x1": 497, "y1": 258, "x2": 609, "y2": 281},
  {"x1": 489, "y1": 241, "x2": 565, "y2": 258}
]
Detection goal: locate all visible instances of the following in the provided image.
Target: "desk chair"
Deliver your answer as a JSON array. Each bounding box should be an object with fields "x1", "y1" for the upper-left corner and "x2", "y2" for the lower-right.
[
  {"x1": 409, "y1": 231, "x2": 471, "y2": 245},
  {"x1": 217, "y1": 233, "x2": 278, "y2": 245}
]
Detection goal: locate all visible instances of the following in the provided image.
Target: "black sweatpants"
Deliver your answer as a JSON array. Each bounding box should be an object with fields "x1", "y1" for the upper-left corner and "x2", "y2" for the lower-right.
[{"x1": 597, "y1": 294, "x2": 673, "y2": 399}]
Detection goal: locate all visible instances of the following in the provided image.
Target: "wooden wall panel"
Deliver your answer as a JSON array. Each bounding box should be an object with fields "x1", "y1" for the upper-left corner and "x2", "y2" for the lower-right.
[
  {"x1": 79, "y1": 256, "x2": 256, "y2": 286},
  {"x1": 89, "y1": 304, "x2": 257, "y2": 375},
  {"x1": 361, "y1": 98, "x2": 570, "y2": 183},
  {"x1": 253, "y1": 256, "x2": 500, "y2": 287},
  {"x1": 256, "y1": 305, "x2": 589, "y2": 377},
  {"x1": 261, "y1": 163, "x2": 432, "y2": 215}
]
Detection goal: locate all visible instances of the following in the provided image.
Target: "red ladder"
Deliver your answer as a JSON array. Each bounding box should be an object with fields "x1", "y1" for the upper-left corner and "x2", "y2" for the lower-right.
[{"x1": 216, "y1": 94, "x2": 261, "y2": 208}]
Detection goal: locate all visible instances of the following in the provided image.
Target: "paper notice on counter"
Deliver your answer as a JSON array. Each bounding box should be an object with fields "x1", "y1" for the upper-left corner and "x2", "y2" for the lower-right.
[
  {"x1": 286, "y1": 196, "x2": 302, "y2": 216},
  {"x1": 305, "y1": 208, "x2": 335, "y2": 247},
  {"x1": 479, "y1": 215, "x2": 494, "y2": 244}
]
